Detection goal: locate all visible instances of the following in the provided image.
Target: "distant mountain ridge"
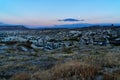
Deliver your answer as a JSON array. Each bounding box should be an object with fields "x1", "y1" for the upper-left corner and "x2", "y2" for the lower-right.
[
  {"x1": 35, "y1": 23, "x2": 120, "y2": 29},
  {"x1": 0, "y1": 25, "x2": 29, "y2": 30},
  {"x1": 0, "y1": 23, "x2": 120, "y2": 30}
]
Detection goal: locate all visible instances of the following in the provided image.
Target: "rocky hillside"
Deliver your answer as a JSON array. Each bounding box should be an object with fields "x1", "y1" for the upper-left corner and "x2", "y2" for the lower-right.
[{"x1": 0, "y1": 26, "x2": 120, "y2": 80}]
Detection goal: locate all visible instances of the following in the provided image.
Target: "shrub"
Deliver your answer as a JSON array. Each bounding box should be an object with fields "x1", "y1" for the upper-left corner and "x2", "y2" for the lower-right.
[
  {"x1": 33, "y1": 60, "x2": 101, "y2": 80},
  {"x1": 11, "y1": 72, "x2": 31, "y2": 80}
]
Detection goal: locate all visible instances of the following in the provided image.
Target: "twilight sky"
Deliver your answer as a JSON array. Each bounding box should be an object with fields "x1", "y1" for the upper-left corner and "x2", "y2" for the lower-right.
[{"x1": 0, "y1": 0, "x2": 120, "y2": 27}]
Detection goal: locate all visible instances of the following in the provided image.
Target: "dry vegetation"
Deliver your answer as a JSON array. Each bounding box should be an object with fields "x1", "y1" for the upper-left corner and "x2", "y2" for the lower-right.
[
  {"x1": 10, "y1": 60, "x2": 120, "y2": 80},
  {"x1": 0, "y1": 45, "x2": 120, "y2": 80}
]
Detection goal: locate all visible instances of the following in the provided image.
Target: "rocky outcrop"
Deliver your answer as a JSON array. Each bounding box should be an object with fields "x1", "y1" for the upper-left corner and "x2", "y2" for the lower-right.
[{"x1": 0, "y1": 26, "x2": 120, "y2": 51}]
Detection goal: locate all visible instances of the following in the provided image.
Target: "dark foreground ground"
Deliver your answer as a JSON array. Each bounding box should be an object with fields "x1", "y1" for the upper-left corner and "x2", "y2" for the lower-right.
[{"x1": 0, "y1": 45, "x2": 120, "y2": 80}]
